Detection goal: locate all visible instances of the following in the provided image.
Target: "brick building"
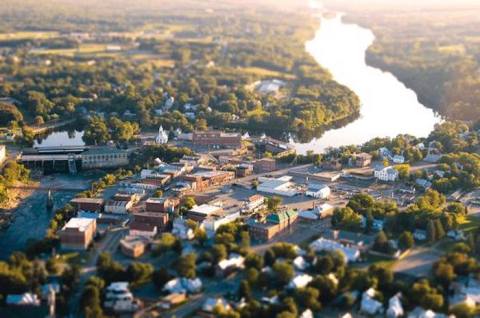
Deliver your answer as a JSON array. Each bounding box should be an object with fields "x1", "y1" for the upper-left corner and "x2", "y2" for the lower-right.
[
  {"x1": 59, "y1": 218, "x2": 97, "y2": 250},
  {"x1": 248, "y1": 210, "x2": 298, "y2": 241},
  {"x1": 192, "y1": 130, "x2": 241, "y2": 149}
]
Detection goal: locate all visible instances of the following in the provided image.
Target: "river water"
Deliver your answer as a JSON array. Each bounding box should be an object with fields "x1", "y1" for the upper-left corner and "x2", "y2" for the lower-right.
[
  {"x1": 294, "y1": 13, "x2": 441, "y2": 154},
  {"x1": 0, "y1": 173, "x2": 97, "y2": 259}
]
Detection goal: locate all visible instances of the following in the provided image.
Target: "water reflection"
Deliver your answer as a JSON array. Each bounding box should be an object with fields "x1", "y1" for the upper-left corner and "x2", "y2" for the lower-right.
[{"x1": 294, "y1": 14, "x2": 441, "y2": 154}]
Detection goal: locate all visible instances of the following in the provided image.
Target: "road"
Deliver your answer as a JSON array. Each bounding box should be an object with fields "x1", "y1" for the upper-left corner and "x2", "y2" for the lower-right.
[{"x1": 68, "y1": 227, "x2": 127, "y2": 317}]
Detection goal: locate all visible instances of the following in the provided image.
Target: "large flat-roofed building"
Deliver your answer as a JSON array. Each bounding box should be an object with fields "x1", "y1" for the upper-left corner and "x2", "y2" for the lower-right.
[
  {"x1": 192, "y1": 130, "x2": 241, "y2": 149},
  {"x1": 59, "y1": 218, "x2": 96, "y2": 250},
  {"x1": 104, "y1": 200, "x2": 133, "y2": 214},
  {"x1": 257, "y1": 176, "x2": 299, "y2": 197},
  {"x1": 81, "y1": 147, "x2": 129, "y2": 169},
  {"x1": 70, "y1": 197, "x2": 105, "y2": 212},
  {"x1": 186, "y1": 204, "x2": 223, "y2": 222}
]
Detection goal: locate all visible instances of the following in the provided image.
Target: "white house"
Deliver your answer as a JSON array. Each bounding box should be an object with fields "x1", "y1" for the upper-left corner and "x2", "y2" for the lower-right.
[
  {"x1": 305, "y1": 183, "x2": 331, "y2": 199},
  {"x1": 288, "y1": 274, "x2": 313, "y2": 289},
  {"x1": 360, "y1": 288, "x2": 383, "y2": 315},
  {"x1": 374, "y1": 166, "x2": 399, "y2": 182},
  {"x1": 309, "y1": 237, "x2": 360, "y2": 263}
]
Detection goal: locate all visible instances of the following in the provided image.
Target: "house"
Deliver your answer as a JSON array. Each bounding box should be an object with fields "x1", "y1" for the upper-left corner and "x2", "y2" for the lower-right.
[
  {"x1": 248, "y1": 210, "x2": 298, "y2": 241},
  {"x1": 374, "y1": 166, "x2": 399, "y2": 182},
  {"x1": 172, "y1": 218, "x2": 195, "y2": 240},
  {"x1": 314, "y1": 203, "x2": 334, "y2": 218},
  {"x1": 59, "y1": 218, "x2": 97, "y2": 250},
  {"x1": 129, "y1": 221, "x2": 157, "y2": 238},
  {"x1": 158, "y1": 293, "x2": 187, "y2": 310},
  {"x1": 309, "y1": 237, "x2": 360, "y2": 263},
  {"x1": 192, "y1": 130, "x2": 242, "y2": 149},
  {"x1": 120, "y1": 235, "x2": 149, "y2": 258},
  {"x1": 360, "y1": 288, "x2": 383, "y2": 315},
  {"x1": 163, "y1": 277, "x2": 202, "y2": 294},
  {"x1": 200, "y1": 297, "x2": 231, "y2": 316},
  {"x1": 305, "y1": 183, "x2": 331, "y2": 199},
  {"x1": 104, "y1": 200, "x2": 133, "y2": 214},
  {"x1": 70, "y1": 197, "x2": 105, "y2": 212},
  {"x1": 392, "y1": 155, "x2": 405, "y2": 164},
  {"x1": 257, "y1": 176, "x2": 299, "y2": 197},
  {"x1": 104, "y1": 282, "x2": 140, "y2": 313},
  {"x1": 253, "y1": 158, "x2": 276, "y2": 173},
  {"x1": 387, "y1": 293, "x2": 404, "y2": 318},
  {"x1": 321, "y1": 159, "x2": 343, "y2": 171},
  {"x1": 242, "y1": 194, "x2": 265, "y2": 213},
  {"x1": 216, "y1": 254, "x2": 245, "y2": 277},
  {"x1": 353, "y1": 153, "x2": 372, "y2": 167},
  {"x1": 145, "y1": 197, "x2": 180, "y2": 213},
  {"x1": 378, "y1": 147, "x2": 392, "y2": 159},
  {"x1": 186, "y1": 204, "x2": 223, "y2": 222},
  {"x1": 415, "y1": 178, "x2": 432, "y2": 190},
  {"x1": 288, "y1": 274, "x2": 313, "y2": 289}
]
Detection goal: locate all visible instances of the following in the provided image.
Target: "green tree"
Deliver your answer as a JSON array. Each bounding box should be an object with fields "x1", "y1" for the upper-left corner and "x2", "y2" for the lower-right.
[
  {"x1": 272, "y1": 261, "x2": 294, "y2": 286},
  {"x1": 398, "y1": 231, "x2": 414, "y2": 250},
  {"x1": 177, "y1": 253, "x2": 196, "y2": 278},
  {"x1": 83, "y1": 116, "x2": 111, "y2": 145},
  {"x1": 238, "y1": 280, "x2": 252, "y2": 301}
]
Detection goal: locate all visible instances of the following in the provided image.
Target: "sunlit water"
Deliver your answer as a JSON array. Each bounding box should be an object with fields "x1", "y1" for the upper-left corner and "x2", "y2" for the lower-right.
[
  {"x1": 294, "y1": 13, "x2": 441, "y2": 154},
  {"x1": 34, "y1": 130, "x2": 85, "y2": 148}
]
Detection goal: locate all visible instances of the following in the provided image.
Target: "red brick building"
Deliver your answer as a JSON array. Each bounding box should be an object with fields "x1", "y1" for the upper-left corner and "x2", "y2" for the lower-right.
[
  {"x1": 59, "y1": 218, "x2": 97, "y2": 250},
  {"x1": 70, "y1": 197, "x2": 105, "y2": 212},
  {"x1": 192, "y1": 130, "x2": 241, "y2": 149},
  {"x1": 145, "y1": 197, "x2": 180, "y2": 213},
  {"x1": 254, "y1": 158, "x2": 276, "y2": 173},
  {"x1": 248, "y1": 210, "x2": 298, "y2": 241}
]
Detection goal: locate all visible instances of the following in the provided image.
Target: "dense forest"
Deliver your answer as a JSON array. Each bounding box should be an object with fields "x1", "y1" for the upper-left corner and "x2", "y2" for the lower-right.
[
  {"x1": 333, "y1": 4, "x2": 480, "y2": 122},
  {"x1": 0, "y1": 0, "x2": 360, "y2": 142}
]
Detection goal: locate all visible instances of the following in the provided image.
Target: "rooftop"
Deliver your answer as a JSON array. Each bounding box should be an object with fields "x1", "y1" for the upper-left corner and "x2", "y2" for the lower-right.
[
  {"x1": 189, "y1": 204, "x2": 222, "y2": 215},
  {"x1": 62, "y1": 218, "x2": 95, "y2": 232}
]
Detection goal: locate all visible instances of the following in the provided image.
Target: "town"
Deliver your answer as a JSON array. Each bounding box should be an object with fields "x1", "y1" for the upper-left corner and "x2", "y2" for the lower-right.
[{"x1": 1, "y1": 120, "x2": 480, "y2": 318}]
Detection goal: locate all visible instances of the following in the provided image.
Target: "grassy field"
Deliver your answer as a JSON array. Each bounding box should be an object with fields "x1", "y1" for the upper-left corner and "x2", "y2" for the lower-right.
[
  {"x1": 0, "y1": 31, "x2": 59, "y2": 41},
  {"x1": 30, "y1": 43, "x2": 110, "y2": 57},
  {"x1": 239, "y1": 66, "x2": 295, "y2": 79}
]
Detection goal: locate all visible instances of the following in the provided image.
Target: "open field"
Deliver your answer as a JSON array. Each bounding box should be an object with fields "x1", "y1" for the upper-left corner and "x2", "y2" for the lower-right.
[{"x1": 0, "y1": 31, "x2": 59, "y2": 41}]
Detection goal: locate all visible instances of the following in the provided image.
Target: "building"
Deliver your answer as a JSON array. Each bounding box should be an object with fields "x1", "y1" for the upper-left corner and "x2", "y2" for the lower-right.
[
  {"x1": 254, "y1": 158, "x2": 276, "y2": 173},
  {"x1": 70, "y1": 197, "x2": 105, "y2": 212},
  {"x1": 353, "y1": 153, "x2": 372, "y2": 167},
  {"x1": 309, "y1": 237, "x2": 360, "y2": 263},
  {"x1": 133, "y1": 212, "x2": 169, "y2": 230},
  {"x1": 104, "y1": 200, "x2": 133, "y2": 214},
  {"x1": 216, "y1": 254, "x2": 245, "y2": 277},
  {"x1": 202, "y1": 212, "x2": 241, "y2": 236},
  {"x1": 81, "y1": 147, "x2": 130, "y2": 169},
  {"x1": 257, "y1": 176, "x2": 299, "y2": 197},
  {"x1": 248, "y1": 210, "x2": 298, "y2": 241},
  {"x1": 59, "y1": 218, "x2": 97, "y2": 250},
  {"x1": 392, "y1": 155, "x2": 405, "y2": 164},
  {"x1": 156, "y1": 126, "x2": 169, "y2": 144},
  {"x1": 243, "y1": 194, "x2": 265, "y2": 213},
  {"x1": 129, "y1": 221, "x2": 157, "y2": 238},
  {"x1": 191, "y1": 170, "x2": 235, "y2": 187},
  {"x1": 186, "y1": 204, "x2": 223, "y2": 222},
  {"x1": 145, "y1": 197, "x2": 180, "y2": 213},
  {"x1": 305, "y1": 183, "x2": 331, "y2": 199},
  {"x1": 374, "y1": 166, "x2": 399, "y2": 182},
  {"x1": 120, "y1": 235, "x2": 149, "y2": 258},
  {"x1": 192, "y1": 130, "x2": 242, "y2": 149},
  {"x1": 236, "y1": 164, "x2": 253, "y2": 178}
]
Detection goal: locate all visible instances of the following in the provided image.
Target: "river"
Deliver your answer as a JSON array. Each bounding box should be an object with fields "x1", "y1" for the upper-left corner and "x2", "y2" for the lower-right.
[
  {"x1": 0, "y1": 173, "x2": 97, "y2": 259},
  {"x1": 294, "y1": 11, "x2": 441, "y2": 154}
]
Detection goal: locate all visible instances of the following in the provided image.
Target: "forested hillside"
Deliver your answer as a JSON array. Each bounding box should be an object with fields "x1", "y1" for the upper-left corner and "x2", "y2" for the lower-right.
[
  {"x1": 0, "y1": 0, "x2": 360, "y2": 142},
  {"x1": 330, "y1": 3, "x2": 480, "y2": 121}
]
